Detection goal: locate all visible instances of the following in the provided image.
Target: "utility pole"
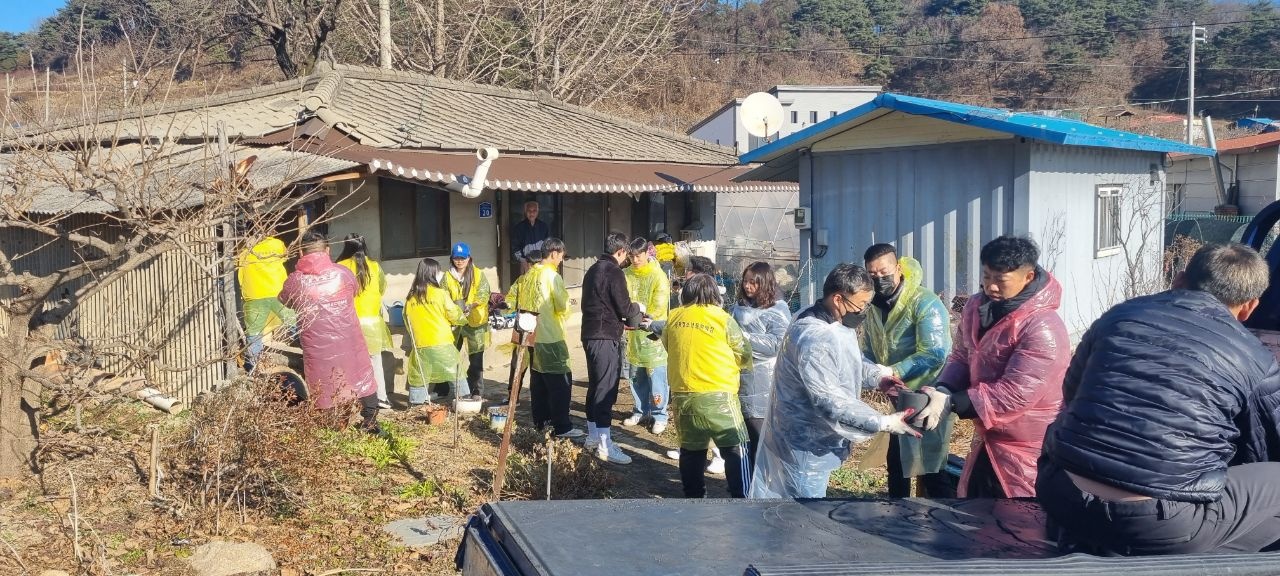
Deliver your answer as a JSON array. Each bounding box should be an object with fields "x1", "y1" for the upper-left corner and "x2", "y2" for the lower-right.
[
  {"x1": 1187, "y1": 21, "x2": 1207, "y2": 144},
  {"x1": 379, "y1": 0, "x2": 392, "y2": 70}
]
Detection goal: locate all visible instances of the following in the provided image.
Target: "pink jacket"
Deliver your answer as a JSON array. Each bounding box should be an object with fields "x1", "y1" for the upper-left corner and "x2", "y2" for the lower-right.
[
  {"x1": 279, "y1": 252, "x2": 376, "y2": 409},
  {"x1": 939, "y1": 273, "x2": 1070, "y2": 498}
]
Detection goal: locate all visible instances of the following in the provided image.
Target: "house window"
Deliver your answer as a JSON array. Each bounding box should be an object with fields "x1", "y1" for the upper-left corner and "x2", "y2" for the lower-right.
[
  {"x1": 1166, "y1": 183, "x2": 1185, "y2": 214},
  {"x1": 1095, "y1": 185, "x2": 1123, "y2": 257},
  {"x1": 790, "y1": 111, "x2": 798, "y2": 124},
  {"x1": 830, "y1": 111, "x2": 838, "y2": 119},
  {"x1": 810, "y1": 111, "x2": 819, "y2": 124},
  {"x1": 379, "y1": 177, "x2": 451, "y2": 259}
]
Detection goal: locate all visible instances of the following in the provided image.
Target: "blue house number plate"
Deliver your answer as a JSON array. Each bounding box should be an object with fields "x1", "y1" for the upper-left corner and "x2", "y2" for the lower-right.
[{"x1": 479, "y1": 201, "x2": 493, "y2": 219}]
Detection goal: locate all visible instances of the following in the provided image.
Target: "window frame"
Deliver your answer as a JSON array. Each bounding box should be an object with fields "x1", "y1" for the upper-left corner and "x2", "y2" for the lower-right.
[
  {"x1": 810, "y1": 111, "x2": 819, "y2": 124},
  {"x1": 1095, "y1": 185, "x2": 1124, "y2": 258},
  {"x1": 790, "y1": 110, "x2": 798, "y2": 124},
  {"x1": 378, "y1": 177, "x2": 452, "y2": 260}
]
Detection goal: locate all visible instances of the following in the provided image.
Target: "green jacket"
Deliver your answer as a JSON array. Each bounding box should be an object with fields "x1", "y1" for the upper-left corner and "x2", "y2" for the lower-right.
[{"x1": 861, "y1": 257, "x2": 951, "y2": 390}]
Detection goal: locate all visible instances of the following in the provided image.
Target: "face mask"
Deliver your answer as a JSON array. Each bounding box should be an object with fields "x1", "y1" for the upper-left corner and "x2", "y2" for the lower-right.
[
  {"x1": 872, "y1": 274, "x2": 897, "y2": 297},
  {"x1": 841, "y1": 310, "x2": 866, "y2": 330}
]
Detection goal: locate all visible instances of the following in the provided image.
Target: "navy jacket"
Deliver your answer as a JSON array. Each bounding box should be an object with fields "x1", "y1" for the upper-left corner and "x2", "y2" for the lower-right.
[
  {"x1": 580, "y1": 255, "x2": 641, "y2": 341},
  {"x1": 1043, "y1": 289, "x2": 1280, "y2": 502}
]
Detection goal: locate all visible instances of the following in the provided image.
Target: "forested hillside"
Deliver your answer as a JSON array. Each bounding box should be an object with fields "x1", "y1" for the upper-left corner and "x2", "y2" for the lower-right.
[{"x1": 3, "y1": 0, "x2": 1278, "y2": 131}]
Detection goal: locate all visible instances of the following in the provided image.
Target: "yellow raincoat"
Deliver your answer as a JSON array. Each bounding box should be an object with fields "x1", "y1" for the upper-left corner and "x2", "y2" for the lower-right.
[
  {"x1": 861, "y1": 256, "x2": 951, "y2": 390},
  {"x1": 663, "y1": 304, "x2": 752, "y2": 394},
  {"x1": 505, "y1": 262, "x2": 570, "y2": 374},
  {"x1": 444, "y1": 265, "x2": 492, "y2": 352},
  {"x1": 338, "y1": 257, "x2": 394, "y2": 355},
  {"x1": 654, "y1": 241, "x2": 676, "y2": 265},
  {"x1": 405, "y1": 285, "x2": 465, "y2": 385},
  {"x1": 237, "y1": 237, "x2": 288, "y2": 300},
  {"x1": 625, "y1": 259, "x2": 670, "y2": 368}
]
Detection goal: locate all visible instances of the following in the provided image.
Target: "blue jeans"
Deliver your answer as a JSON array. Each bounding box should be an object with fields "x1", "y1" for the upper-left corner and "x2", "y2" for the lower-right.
[{"x1": 628, "y1": 365, "x2": 669, "y2": 423}]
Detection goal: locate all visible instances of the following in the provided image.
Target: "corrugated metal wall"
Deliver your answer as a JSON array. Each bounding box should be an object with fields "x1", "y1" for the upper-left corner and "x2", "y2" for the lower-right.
[
  {"x1": 0, "y1": 216, "x2": 225, "y2": 404},
  {"x1": 799, "y1": 141, "x2": 1017, "y2": 303}
]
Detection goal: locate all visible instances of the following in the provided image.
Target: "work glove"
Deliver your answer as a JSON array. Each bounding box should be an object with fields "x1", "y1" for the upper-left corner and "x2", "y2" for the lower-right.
[
  {"x1": 875, "y1": 364, "x2": 906, "y2": 395},
  {"x1": 912, "y1": 386, "x2": 950, "y2": 431},
  {"x1": 638, "y1": 316, "x2": 653, "y2": 331},
  {"x1": 636, "y1": 302, "x2": 647, "y2": 314},
  {"x1": 878, "y1": 409, "x2": 922, "y2": 438}
]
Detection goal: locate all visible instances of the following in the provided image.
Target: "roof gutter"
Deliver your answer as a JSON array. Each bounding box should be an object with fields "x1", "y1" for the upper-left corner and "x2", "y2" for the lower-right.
[{"x1": 1204, "y1": 115, "x2": 1230, "y2": 207}]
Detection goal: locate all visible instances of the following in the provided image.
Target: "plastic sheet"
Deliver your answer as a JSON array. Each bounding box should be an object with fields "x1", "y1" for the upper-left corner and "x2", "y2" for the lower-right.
[
  {"x1": 625, "y1": 260, "x2": 670, "y2": 368},
  {"x1": 750, "y1": 310, "x2": 889, "y2": 499},
  {"x1": 404, "y1": 285, "x2": 465, "y2": 385},
  {"x1": 938, "y1": 273, "x2": 1069, "y2": 498},
  {"x1": 862, "y1": 257, "x2": 951, "y2": 390},
  {"x1": 729, "y1": 299, "x2": 793, "y2": 419},
  {"x1": 278, "y1": 253, "x2": 377, "y2": 409}
]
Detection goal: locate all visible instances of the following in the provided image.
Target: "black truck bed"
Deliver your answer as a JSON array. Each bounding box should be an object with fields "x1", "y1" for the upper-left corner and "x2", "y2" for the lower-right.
[{"x1": 456, "y1": 498, "x2": 1280, "y2": 575}]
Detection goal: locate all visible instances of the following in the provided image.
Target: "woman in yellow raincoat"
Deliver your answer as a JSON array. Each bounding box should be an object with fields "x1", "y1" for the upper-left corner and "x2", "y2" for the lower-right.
[
  {"x1": 444, "y1": 242, "x2": 490, "y2": 400},
  {"x1": 504, "y1": 239, "x2": 582, "y2": 438},
  {"x1": 338, "y1": 234, "x2": 394, "y2": 409},
  {"x1": 622, "y1": 238, "x2": 671, "y2": 434},
  {"x1": 664, "y1": 273, "x2": 753, "y2": 498},
  {"x1": 404, "y1": 258, "x2": 465, "y2": 405}
]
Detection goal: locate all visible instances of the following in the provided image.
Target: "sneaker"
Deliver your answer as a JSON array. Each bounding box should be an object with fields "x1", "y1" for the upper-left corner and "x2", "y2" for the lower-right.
[
  {"x1": 555, "y1": 428, "x2": 586, "y2": 439},
  {"x1": 706, "y1": 457, "x2": 726, "y2": 475},
  {"x1": 665, "y1": 449, "x2": 680, "y2": 460},
  {"x1": 651, "y1": 421, "x2": 668, "y2": 435},
  {"x1": 377, "y1": 401, "x2": 393, "y2": 410},
  {"x1": 585, "y1": 437, "x2": 600, "y2": 452},
  {"x1": 596, "y1": 442, "x2": 632, "y2": 464},
  {"x1": 622, "y1": 414, "x2": 643, "y2": 427}
]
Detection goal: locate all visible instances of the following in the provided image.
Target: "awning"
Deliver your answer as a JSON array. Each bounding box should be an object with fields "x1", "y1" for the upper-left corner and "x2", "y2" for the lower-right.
[{"x1": 251, "y1": 121, "x2": 797, "y2": 194}]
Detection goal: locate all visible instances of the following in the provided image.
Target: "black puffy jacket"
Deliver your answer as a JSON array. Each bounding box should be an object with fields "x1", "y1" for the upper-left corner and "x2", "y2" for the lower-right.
[{"x1": 1042, "y1": 289, "x2": 1280, "y2": 502}]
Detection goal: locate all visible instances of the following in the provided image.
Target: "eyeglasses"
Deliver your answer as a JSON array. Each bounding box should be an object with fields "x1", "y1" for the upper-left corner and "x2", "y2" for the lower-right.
[{"x1": 841, "y1": 295, "x2": 866, "y2": 315}]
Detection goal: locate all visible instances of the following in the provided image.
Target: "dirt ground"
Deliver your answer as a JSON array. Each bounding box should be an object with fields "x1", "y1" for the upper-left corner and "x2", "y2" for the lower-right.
[{"x1": 0, "y1": 320, "x2": 972, "y2": 575}]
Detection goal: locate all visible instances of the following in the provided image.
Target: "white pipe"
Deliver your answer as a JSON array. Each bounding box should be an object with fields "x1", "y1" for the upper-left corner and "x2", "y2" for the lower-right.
[
  {"x1": 131, "y1": 387, "x2": 181, "y2": 414},
  {"x1": 447, "y1": 147, "x2": 499, "y2": 198}
]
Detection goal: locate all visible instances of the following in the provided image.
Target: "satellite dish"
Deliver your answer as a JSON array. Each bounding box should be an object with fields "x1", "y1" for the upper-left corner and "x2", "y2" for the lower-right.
[{"x1": 740, "y1": 92, "x2": 785, "y2": 139}]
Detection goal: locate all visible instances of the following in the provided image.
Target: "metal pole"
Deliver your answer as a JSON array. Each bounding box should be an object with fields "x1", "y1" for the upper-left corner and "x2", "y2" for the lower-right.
[
  {"x1": 44, "y1": 67, "x2": 50, "y2": 123},
  {"x1": 1187, "y1": 21, "x2": 1196, "y2": 144}
]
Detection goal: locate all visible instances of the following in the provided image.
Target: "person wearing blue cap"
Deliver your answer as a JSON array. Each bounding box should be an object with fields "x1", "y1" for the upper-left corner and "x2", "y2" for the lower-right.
[{"x1": 444, "y1": 242, "x2": 491, "y2": 400}]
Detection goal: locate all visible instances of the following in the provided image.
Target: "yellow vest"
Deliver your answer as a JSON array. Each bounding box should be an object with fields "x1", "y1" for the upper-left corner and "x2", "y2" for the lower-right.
[
  {"x1": 505, "y1": 263, "x2": 569, "y2": 344},
  {"x1": 444, "y1": 265, "x2": 491, "y2": 329},
  {"x1": 404, "y1": 284, "x2": 464, "y2": 348},
  {"x1": 655, "y1": 242, "x2": 676, "y2": 263},
  {"x1": 237, "y1": 237, "x2": 288, "y2": 300},
  {"x1": 337, "y1": 258, "x2": 387, "y2": 319},
  {"x1": 663, "y1": 304, "x2": 752, "y2": 394},
  {"x1": 625, "y1": 260, "x2": 670, "y2": 367}
]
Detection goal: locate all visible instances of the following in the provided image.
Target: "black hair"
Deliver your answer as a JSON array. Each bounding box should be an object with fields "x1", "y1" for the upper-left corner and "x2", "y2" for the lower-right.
[
  {"x1": 980, "y1": 235, "x2": 1040, "y2": 273},
  {"x1": 1184, "y1": 243, "x2": 1269, "y2": 306},
  {"x1": 627, "y1": 237, "x2": 651, "y2": 255},
  {"x1": 605, "y1": 232, "x2": 629, "y2": 254},
  {"x1": 655, "y1": 233, "x2": 673, "y2": 244},
  {"x1": 739, "y1": 261, "x2": 780, "y2": 309},
  {"x1": 543, "y1": 237, "x2": 565, "y2": 255},
  {"x1": 408, "y1": 258, "x2": 442, "y2": 303},
  {"x1": 524, "y1": 249, "x2": 545, "y2": 263},
  {"x1": 337, "y1": 233, "x2": 372, "y2": 292},
  {"x1": 822, "y1": 263, "x2": 872, "y2": 298},
  {"x1": 863, "y1": 243, "x2": 897, "y2": 264},
  {"x1": 682, "y1": 273, "x2": 722, "y2": 307},
  {"x1": 301, "y1": 230, "x2": 328, "y2": 254},
  {"x1": 687, "y1": 255, "x2": 716, "y2": 276}
]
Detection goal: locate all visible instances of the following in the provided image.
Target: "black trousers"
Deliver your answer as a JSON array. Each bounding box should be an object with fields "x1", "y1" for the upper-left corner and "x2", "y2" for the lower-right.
[
  {"x1": 681, "y1": 445, "x2": 750, "y2": 498},
  {"x1": 583, "y1": 339, "x2": 623, "y2": 428},
  {"x1": 358, "y1": 393, "x2": 379, "y2": 432},
  {"x1": 454, "y1": 334, "x2": 485, "y2": 395},
  {"x1": 529, "y1": 370, "x2": 573, "y2": 435},
  {"x1": 744, "y1": 417, "x2": 764, "y2": 476},
  {"x1": 887, "y1": 435, "x2": 956, "y2": 498},
  {"x1": 966, "y1": 448, "x2": 1006, "y2": 498},
  {"x1": 1038, "y1": 457, "x2": 1280, "y2": 555}
]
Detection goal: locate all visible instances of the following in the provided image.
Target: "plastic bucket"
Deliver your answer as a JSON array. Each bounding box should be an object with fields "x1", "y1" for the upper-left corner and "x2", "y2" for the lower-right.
[
  {"x1": 488, "y1": 407, "x2": 509, "y2": 432},
  {"x1": 388, "y1": 302, "x2": 405, "y2": 327}
]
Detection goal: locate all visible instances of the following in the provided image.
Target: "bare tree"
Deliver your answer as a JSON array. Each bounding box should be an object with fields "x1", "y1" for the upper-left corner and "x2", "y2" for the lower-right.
[
  {"x1": 0, "y1": 49, "x2": 344, "y2": 478},
  {"x1": 335, "y1": 0, "x2": 700, "y2": 105},
  {"x1": 237, "y1": 0, "x2": 345, "y2": 77}
]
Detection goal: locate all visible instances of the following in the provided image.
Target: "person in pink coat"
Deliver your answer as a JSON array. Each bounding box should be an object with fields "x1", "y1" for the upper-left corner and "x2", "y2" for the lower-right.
[
  {"x1": 279, "y1": 231, "x2": 380, "y2": 433},
  {"x1": 933, "y1": 235, "x2": 1069, "y2": 498}
]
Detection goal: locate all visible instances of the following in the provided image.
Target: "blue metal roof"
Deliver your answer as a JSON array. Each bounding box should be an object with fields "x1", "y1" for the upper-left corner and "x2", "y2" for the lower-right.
[{"x1": 740, "y1": 93, "x2": 1216, "y2": 165}]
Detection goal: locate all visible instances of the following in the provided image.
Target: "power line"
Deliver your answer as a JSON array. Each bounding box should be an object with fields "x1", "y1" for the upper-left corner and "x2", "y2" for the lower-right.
[
  {"x1": 1059, "y1": 86, "x2": 1280, "y2": 111},
  {"x1": 674, "y1": 15, "x2": 1280, "y2": 56}
]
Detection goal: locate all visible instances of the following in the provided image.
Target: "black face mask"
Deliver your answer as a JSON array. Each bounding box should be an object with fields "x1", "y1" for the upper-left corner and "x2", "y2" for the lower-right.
[
  {"x1": 872, "y1": 274, "x2": 897, "y2": 297},
  {"x1": 842, "y1": 309, "x2": 866, "y2": 329}
]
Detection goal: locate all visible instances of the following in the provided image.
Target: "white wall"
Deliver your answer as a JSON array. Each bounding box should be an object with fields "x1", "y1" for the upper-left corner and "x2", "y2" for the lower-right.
[
  {"x1": 688, "y1": 105, "x2": 743, "y2": 153},
  {"x1": 1024, "y1": 144, "x2": 1166, "y2": 337},
  {"x1": 776, "y1": 89, "x2": 879, "y2": 137},
  {"x1": 1167, "y1": 149, "x2": 1279, "y2": 215},
  {"x1": 325, "y1": 176, "x2": 500, "y2": 306}
]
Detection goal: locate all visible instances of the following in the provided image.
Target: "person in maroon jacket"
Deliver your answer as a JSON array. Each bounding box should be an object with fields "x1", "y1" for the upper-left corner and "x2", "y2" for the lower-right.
[{"x1": 580, "y1": 232, "x2": 643, "y2": 464}]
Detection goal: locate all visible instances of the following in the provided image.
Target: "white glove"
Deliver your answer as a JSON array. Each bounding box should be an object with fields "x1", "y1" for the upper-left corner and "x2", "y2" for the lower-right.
[
  {"x1": 639, "y1": 317, "x2": 653, "y2": 331},
  {"x1": 876, "y1": 364, "x2": 895, "y2": 380},
  {"x1": 912, "y1": 386, "x2": 949, "y2": 431},
  {"x1": 636, "y1": 302, "x2": 647, "y2": 314},
  {"x1": 878, "y1": 410, "x2": 922, "y2": 437}
]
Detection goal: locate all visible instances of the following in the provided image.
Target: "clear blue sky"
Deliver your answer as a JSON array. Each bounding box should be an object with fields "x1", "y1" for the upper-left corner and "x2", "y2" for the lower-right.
[{"x1": 0, "y1": 0, "x2": 66, "y2": 34}]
